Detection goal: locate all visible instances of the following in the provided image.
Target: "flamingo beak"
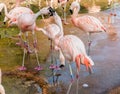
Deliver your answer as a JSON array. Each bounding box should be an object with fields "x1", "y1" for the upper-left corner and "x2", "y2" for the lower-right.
[
  {"x1": 69, "y1": 9, "x2": 73, "y2": 14},
  {"x1": 0, "y1": 12, "x2": 1, "y2": 15},
  {"x1": 58, "y1": 0, "x2": 60, "y2": 3},
  {"x1": 59, "y1": 64, "x2": 65, "y2": 69},
  {"x1": 3, "y1": 22, "x2": 6, "y2": 25}
]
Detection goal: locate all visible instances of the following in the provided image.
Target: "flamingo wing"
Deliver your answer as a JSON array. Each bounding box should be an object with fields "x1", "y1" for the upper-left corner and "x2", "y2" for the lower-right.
[{"x1": 77, "y1": 15, "x2": 106, "y2": 32}]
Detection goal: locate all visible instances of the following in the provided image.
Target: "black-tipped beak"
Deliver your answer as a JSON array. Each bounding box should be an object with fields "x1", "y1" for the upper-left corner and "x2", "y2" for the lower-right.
[
  {"x1": 0, "y1": 12, "x2": 1, "y2": 15},
  {"x1": 48, "y1": 7, "x2": 55, "y2": 16},
  {"x1": 3, "y1": 22, "x2": 6, "y2": 25},
  {"x1": 69, "y1": 9, "x2": 73, "y2": 14},
  {"x1": 49, "y1": 12, "x2": 53, "y2": 16},
  {"x1": 59, "y1": 64, "x2": 65, "y2": 69}
]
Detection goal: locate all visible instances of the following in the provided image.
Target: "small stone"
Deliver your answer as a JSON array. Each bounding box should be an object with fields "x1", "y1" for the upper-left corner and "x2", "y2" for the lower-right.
[{"x1": 82, "y1": 83, "x2": 89, "y2": 88}]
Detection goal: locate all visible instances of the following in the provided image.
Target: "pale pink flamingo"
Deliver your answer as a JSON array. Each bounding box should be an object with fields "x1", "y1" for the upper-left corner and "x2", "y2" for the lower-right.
[
  {"x1": 0, "y1": 2, "x2": 33, "y2": 24},
  {"x1": 39, "y1": 7, "x2": 94, "y2": 94},
  {"x1": 58, "y1": 0, "x2": 69, "y2": 24},
  {"x1": 9, "y1": 7, "x2": 51, "y2": 71},
  {"x1": 69, "y1": 1, "x2": 106, "y2": 55},
  {"x1": 0, "y1": 69, "x2": 5, "y2": 94}
]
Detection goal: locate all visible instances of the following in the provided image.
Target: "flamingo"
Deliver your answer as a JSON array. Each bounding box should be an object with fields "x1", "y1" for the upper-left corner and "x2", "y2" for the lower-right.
[
  {"x1": 39, "y1": 7, "x2": 94, "y2": 94},
  {"x1": 0, "y1": 2, "x2": 33, "y2": 25},
  {"x1": 0, "y1": 69, "x2": 5, "y2": 94},
  {"x1": 58, "y1": 0, "x2": 69, "y2": 24},
  {"x1": 9, "y1": 6, "x2": 51, "y2": 71},
  {"x1": 69, "y1": 1, "x2": 106, "y2": 55}
]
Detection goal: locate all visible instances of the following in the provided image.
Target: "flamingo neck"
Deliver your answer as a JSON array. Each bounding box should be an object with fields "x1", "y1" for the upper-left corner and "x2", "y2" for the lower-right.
[
  {"x1": 71, "y1": 3, "x2": 80, "y2": 26},
  {"x1": 54, "y1": 35, "x2": 63, "y2": 47},
  {"x1": 1, "y1": 3, "x2": 11, "y2": 19},
  {"x1": 34, "y1": 11, "x2": 42, "y2": 20},
  {"x1": 2, "y1": 3, "x2": 8, "y2": 16},
  {"x1": 53, "y1": 12, "x2": 64, "y2": 38},
  {"x1": 71, "y1": 15, "x2": 78, "y2": 27}
]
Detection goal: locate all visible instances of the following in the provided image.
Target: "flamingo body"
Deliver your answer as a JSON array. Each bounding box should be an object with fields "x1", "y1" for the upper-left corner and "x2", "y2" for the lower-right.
[
  {"x1": 17, "y1": 13, "x2": 36, "y2": 32},
  {"x1": 0, "y1": 3, "x2": 33, "y2": 24},
  {"x1": 71, "y1": 15, "x2": 106, "y2": 32}
]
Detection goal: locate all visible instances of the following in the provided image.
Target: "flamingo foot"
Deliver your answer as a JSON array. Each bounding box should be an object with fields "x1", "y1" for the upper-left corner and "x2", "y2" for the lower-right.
[
  {"x1": 49, "y1": 64, "x2": 60, "y2": 70},
  {"x1": 63, "y1": 21, "x2": 69, "y2": 25},
  {"x1": 18, "y1": 66, "x2": 27, "y2": 71},
  {"x1": 27, "y1": 49, "x2": 33, "y2": 54},
  {"x1": 34, "y1": 66, "x2": 43, "y2": 71},
  {"x1": 16, "y1": 42, "x2": 22, "y2": 46}
]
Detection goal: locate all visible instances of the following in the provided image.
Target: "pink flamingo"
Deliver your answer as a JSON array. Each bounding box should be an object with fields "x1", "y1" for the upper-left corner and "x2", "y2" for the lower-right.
[
  {"x1": 58, "y1": 0, "x2": 69, "y2": 24},
  {"x1": 39, "y1": 7, "x2": 94, "y2": 94},
  {"x1": 9, "y1": 7, "x2": 51, "y2": 71},
  {"x1": 0, "y1": 69, "x2": 5, "y2": 94},
  {"x1": 0, "y1": 2, "x2": 33, "y2": 25},
  {"x1": 69, "y1": 1, "x2": 106, "y2": 55}
]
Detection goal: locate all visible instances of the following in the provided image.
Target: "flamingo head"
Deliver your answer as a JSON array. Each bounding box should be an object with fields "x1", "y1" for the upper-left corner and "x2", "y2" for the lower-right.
[
  {"x1": 7, "y1": 18, "x2": 17, "y2": 27},
  {"x1": 48, "y1": 7, "x2": 55, "y2": 16},
  {"x1": 39, "y1": 6, "x2": 52, "y2": 16},
  {"x1": 69, "y1": 1, "x2": 80, "y2": 14}
]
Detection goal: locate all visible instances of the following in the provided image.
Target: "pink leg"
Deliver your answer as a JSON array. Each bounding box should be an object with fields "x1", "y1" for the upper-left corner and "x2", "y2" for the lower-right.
[
  {"x1": 67, "y1": 64, "x2": 74, "y2": 94},
  {"x1": 32, "y1": 32, "x2": 43, "y2": 71},
  {"x1": 18, "y1": 49, "x2": 27, "y2": 71}
]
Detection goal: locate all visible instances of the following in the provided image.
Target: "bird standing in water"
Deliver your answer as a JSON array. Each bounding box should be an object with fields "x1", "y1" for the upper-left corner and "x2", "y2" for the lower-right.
[{"x1": 69, "y1": 1, "x2": 106, "y2": 55}]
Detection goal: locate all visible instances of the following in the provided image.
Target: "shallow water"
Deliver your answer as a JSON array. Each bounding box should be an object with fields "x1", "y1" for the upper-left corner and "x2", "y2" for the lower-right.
[{"x1": 0, "y1": 5, "x2": 120, "y2": 94}]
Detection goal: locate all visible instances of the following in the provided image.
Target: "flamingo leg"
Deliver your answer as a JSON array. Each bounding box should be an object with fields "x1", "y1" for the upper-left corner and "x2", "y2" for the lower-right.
[
  {"x1": 63, "y1": 4, "x2": 66, "y2": 23},
  {"x1": 63, "y1": 3, "x2": 69, "y2": 25},
  {"x1": 87, "y1": 32, "x2": 92, "y2": 56},
  {"x1": 75, "y1": 55, "x2": 80, "y2": 94},
  {"x1": 76, "y1": 69, "x2": 79, "y2": 94},
  {"x1": 18, "y1": 32, "x2": 31, "y2": 71},
  {"x1": 18, "y1": 48, "x2": 27, "y2": 70},
  {"x1": 67, "y1": 64, "x2": 74, "y2": 94},
  {"x1": 25, "y1": 32, "x2": 33, "y2": 53},
  {"x1": 32, "y1": 31, "x2": 43, "y2": 71}
]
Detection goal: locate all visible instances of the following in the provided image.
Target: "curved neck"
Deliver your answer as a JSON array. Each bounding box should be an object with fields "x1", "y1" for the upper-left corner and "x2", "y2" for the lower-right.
[
  {"x1": 53, "y1": 12, "x2": 64, "y2": 38},
  {"x1": 2, "y1": 3, "x2": 8, "y2": 16},
  {"x1": 73, "y1": 6, "x2": 80, "y2": 16},
  {"x1": 34, "y1": 11, "x2": 41, "y2": 19},
  {"x1": 1, "y1": 3, "x2": 11, "y2": 19}
]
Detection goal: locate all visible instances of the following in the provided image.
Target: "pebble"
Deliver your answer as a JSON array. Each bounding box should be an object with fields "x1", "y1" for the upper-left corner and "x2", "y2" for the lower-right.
[{"x1": 82, "y1": 83, "x2": 89, "y2": 88}]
